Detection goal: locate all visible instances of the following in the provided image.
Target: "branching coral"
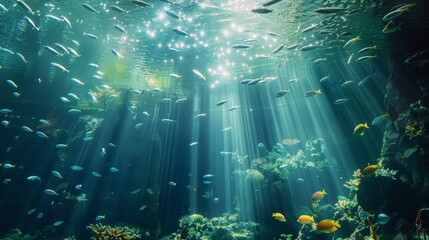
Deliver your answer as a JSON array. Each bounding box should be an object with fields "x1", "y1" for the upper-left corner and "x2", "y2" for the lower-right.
[
  {"x1": 343, "y1": 169, "x2": 362, "y2": 192},
  {"x1": 377, "y1": 167, "x2": 398, "y2": 180},
  {"x1": 334, "y1": 196, "x2": 359, "y2": 222},
  {"x1": 405, "y1": 120, "x2": 425, "y2": 139},
  {"x1": 87, "y1": 223, "x2": 141, "y2": 240}
]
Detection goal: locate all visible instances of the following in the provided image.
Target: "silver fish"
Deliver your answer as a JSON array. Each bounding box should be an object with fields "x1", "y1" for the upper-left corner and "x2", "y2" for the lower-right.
[
  {"x1": 83, "y1": 32, "x2": 98, "y2": 39},
  {"x1": 82, "y1": 3, "x2": 99, "y2": 13},
  {"x1": 24, "y1": 16, "x2": 39, "y2": 31},
  {"x1": 54, "y1": 43, "x2": 69, "y2": 54},
  {"x1": 172, "y1": 28, "x2": 189, "y2": 36},
  {"x1": 43, "y1": 45, "x2": 63, "y2": 56},
  {"x1": 251, "y1": 7, "x2": 273, "y2": 14},
  {"x1": 165, "y1": 10, "x2": 181, "y2": 19},
  {"x1": 51, "y1": 62, "x2": 70, "y2": 72},
  {"x1": 61, "y1": 16, "x2": 72, "y2": 28},
  {"x1": 271, "y1": 44, "x2": 284, "y2": 54},
  {"x1": 46, "y1": 14, "x2": 63, "y2": 22},
  {"x1": 110, "y1": 5, "x2": 128, "y2": 13},
  {"x1": 16, "y1": 0, "x2": 34, "y2": 15},
  {"x1": 114, "y1": 24, "x2": 127, "y2": 33},
  {"x1": 334, "y1": 98, "x2": 351, "y2": 104}
]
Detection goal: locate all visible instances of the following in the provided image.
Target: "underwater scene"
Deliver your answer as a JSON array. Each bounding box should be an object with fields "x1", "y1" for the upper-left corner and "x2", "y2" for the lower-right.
[{"x1": 0, "y1": 0, "x2": 428, "y2": 239}]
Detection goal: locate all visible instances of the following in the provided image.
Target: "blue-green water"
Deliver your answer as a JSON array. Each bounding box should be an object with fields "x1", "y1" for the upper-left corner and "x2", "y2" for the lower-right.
[{"x1": 1, "y1": 0, "x2": 428, "y2": 239}]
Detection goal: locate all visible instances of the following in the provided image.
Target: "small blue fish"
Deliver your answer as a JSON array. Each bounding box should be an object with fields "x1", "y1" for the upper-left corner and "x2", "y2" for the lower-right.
[
  {"x1": 377, "y1": 213, "x2": 391, "y2": 225},
  {"x1": 372, "y1": 113, "x2": 389, "y2": 126},
  {"x1": 6, "y1": 79, "x2": 18, "y2": 88},
  {"x1": 56, "y1": 144, "x2": 68, "y2": 149},
  {"x1": 402, "y1": 148, "x2": 417, "y2": 159},
  {"x1": 83, "y1": 137, "x2": 93, "y2": 142},
  {"x1": 203, "y1": 181, "x2": 211, "y2": 184},
  {"x1": 168, "y1": 181, "x2": 177, "y2": 186},
  {"x1": 27, "y1": 209, "x2": 36, "y2": 215},
  {"x1": 53, "y1": 221, "x2": 64, "y2": 227},
  {"x1": 75, "y1": 184, "x2": 82, "y2": 190},
  {"x1": 92, "y1": 171, "x2": 102, "y2": 177},
  {"x1": 110, "y1": 167, "x2": 119, "y2": 173},
  {"x1": 70, "y1": 165, "x2": 83, "y2": 171},
  {"x1": 27, "y1": 176, "x2": 41, "y2": 182},
  {"x1": 111, "y1": 49, "x2": 123, "y2": 58},
  {"x1": 35, "y1": 131, "x2": 49, "y2": 139},
  {"x1": 51, "y1": 171, "x2": 63, "y2": 179},
  {"x1": 1, "y1": 120, "x2": 10, "y2": 127},
  {"x1": 22, "y1": 126, "x2": 33, "y2": 132},
  {"x1": 3, "y1": 164, "x2": 16, "y2": 169},
  {"x1": 44, "y1": 189, "x2": 59, "y2": 196},
  {"x1": 387, "y1": 130, "x2": 400, "y2": 139},
  {"x1": 0, "y1": 109, "x2": 12, "y2": 114},
  {"x1": 297, "y1": 178, "x2": 304, "y2": 182},
  {"x1": 139, "y1": 205, "x2": 147, "y2": 211},
  {"x1": 68, "y1": 109, "x2": 81, "y2": 114},
  {"x1": 37, "y1": 212, "x2": 44, "y2": 218},
  {"x1": 95, "y1": 215, "x2": 105, "y2": 221}
]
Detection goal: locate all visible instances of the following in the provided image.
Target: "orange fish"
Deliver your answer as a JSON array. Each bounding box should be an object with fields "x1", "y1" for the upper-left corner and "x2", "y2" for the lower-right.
[
  {"x1": 362, "y1": 164, "x2": 380, "y2": 176},
  {"x1": 297, "y1": 215, "x2": 314, "y2": 224},
  {"x1": 314, "y1": 219, "x2": 341, "y2": 233},
  {"x1": 272, "y1": 212, "x2": 286, "y2": 222},
  {"x1": 353, "y1": 123, "x2": 369, "y2": 136},
  {"x1": 311, "y1": 189, "x2": 327, "y2": 202}
]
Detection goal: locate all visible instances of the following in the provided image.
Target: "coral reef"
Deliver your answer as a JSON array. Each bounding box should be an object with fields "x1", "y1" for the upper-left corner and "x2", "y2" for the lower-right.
[
  {"x1": 166, "y1": 213, "x2": 259, "y2": 239},
  {"x1": 87, "y1": 223, "x2": 141, "y2": 240},
  {"x1": 248, "y1": 141, "x2": 327, "y2": 182},
  {"x1": 0, "y1": 229, "x2": 32, "y2": 240}
]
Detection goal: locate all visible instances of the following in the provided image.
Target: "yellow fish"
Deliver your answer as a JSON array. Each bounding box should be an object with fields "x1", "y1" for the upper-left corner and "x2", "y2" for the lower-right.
[
  {"x1": 353, "y1": 123, "x2": 369, "y2": 136},
  {"x1": 362, "y1": 164, "x2": 380, "y2": 176},
  {"x1": 304, "y1": 89, "x2": 322, "y2": 97},
  {"x1": 311, "y1": 189, "x2": 327, "y2": 202},
  {"x1": 272, "y1": 212, "x2": 286, "y2": 222},
  {"x1": 297, "y1": 215, "x2": 314, "y2": 224},
  {"x1": 314, "y1": 219, "x2": 341, "y2": 233},
  {"x1": 343, "y1": 35, "x2": 360, "y2": 48}
]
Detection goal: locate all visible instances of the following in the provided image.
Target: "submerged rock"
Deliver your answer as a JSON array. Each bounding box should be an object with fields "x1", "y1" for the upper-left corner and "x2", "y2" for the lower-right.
[
  {"x1": 168, "y1": 214, "x2": 259, "y2": 239},
  {"x1": 257, "y1": 143, "x2": 268, "y2": 158}
]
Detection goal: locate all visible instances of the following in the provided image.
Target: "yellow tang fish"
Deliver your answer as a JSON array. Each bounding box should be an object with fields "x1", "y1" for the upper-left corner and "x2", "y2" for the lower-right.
[
  {"x1": 353, "y1": 123, "x2": 369, "y2": 136},
  {"x1": 272, "y1": 212, "x2": 286, "y2": 222}
]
